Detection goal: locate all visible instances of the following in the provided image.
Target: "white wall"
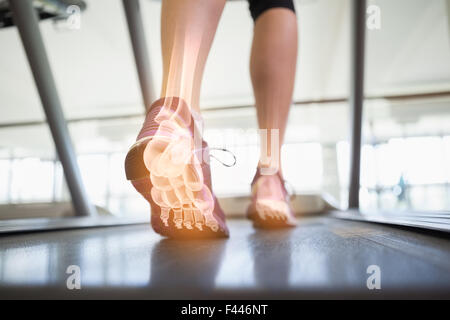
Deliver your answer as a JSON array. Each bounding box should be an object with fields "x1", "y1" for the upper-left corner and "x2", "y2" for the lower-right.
[{"x1": 0, "y1": 0, "x2": 449, "y2": 124}]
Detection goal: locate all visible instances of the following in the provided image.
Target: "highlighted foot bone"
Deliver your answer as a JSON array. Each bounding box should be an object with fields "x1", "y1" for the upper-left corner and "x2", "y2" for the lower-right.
[{"x1": 144, "y1": 107, "x2": 219, "y2": 233}]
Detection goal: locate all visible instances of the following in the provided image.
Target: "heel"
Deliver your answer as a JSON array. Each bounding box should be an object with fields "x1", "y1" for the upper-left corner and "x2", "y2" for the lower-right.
[{"x1": 124, "y1": 137, "x2": 152, "y2": 181}]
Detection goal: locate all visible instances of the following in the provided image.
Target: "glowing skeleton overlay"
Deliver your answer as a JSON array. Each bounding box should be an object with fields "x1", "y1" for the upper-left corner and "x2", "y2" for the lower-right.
[
  {"x1": 253, "y1": 176, "x2": 297, "y2": 225},
  {"x1": 143, "y1": 109, "x2": 218, "y2": 232},
  {"x1": 138, "y1": 22, "x2": 221, "y2": 232}
]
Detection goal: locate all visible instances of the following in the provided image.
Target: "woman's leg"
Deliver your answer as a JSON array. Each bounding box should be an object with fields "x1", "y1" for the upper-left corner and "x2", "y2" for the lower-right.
[
  {"x1": 160, "y1": 0, "x2": 225, "y2": 112},
  {"x1": 250, "y1": 7, "x2": 297, "y2": 172},
  {"x1": 126, "y1": 0, "x2": 228, "y2": 238},
  {"x1": 249, "y1": 7, "x2": 298, "y2": 226}
]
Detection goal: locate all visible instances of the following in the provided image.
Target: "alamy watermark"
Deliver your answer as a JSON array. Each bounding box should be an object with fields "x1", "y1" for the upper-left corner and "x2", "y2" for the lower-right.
[
  {"x1": 366, "y1": 4, "x2": 381, "y2": 30},
  {"x1": 66, "y1": 265, "x2": 81, "y2": 290},
  {"x1": 191, "y1": 115, "x2": 281, "y2": 175},
  {"x1": 54, "y1": 5, "x2": 81, "y2": 30},
  {"x1": 366, "y1": 265, "x2": 381, "y2": 290}
]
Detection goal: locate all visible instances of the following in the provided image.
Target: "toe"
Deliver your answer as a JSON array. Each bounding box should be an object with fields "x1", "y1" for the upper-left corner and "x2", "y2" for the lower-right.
[
  {"x1": 182, "y1": 205, "x2": 194, "y2": 229},
  {"x1": 160, "y1": 207, "x2": 170, "y2": 226},
  {"x1": 265, "y1": 208, "x2": 274, "y2": 219},
  {"x1": 204, "y1": 212, "x2": 219, "y2": 232},
  {"x1": 192, "y1": 207, "x2": 205, "y2": 230},
  {"x1": 275, "y1": 209, "x2": 285, "y2": 220},
  {"x1": 273, "y1": 211, "x2": 281, "y2": 220},
  {"x1": 173, "y1": 208, "x2": 183, "y2": 229}
]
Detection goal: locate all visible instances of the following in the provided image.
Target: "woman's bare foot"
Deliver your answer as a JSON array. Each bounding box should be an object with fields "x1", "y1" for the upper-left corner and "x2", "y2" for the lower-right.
[
  {"x1": 125, "y1": 97, "x2": 229, "y2": 239},
  {"x1": 247, "y1": 168, "x2": 297, "y2": 228}
]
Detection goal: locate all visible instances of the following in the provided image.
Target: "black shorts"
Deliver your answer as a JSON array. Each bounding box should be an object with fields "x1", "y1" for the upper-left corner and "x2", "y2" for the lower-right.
[{"x1": 247, "y1": 0, "x2": 296, "y2": 21}]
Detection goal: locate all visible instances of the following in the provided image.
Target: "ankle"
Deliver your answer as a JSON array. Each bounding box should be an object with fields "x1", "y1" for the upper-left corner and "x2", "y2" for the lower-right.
[
  {"x1": 257, "y1": 162, "x2": 282, "y2": 178},
  {"x1": 137, "y1": 102, "x2": 166, "y2": 140},
  {"x1": 137, "y1": 97, "x2": 201, "y2": 141}
]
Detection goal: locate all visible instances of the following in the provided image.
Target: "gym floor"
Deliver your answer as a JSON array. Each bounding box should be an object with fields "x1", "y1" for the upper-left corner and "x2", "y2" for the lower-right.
[{"x1": 1, "y1": 216, "x2": 450, "y2": 299}]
